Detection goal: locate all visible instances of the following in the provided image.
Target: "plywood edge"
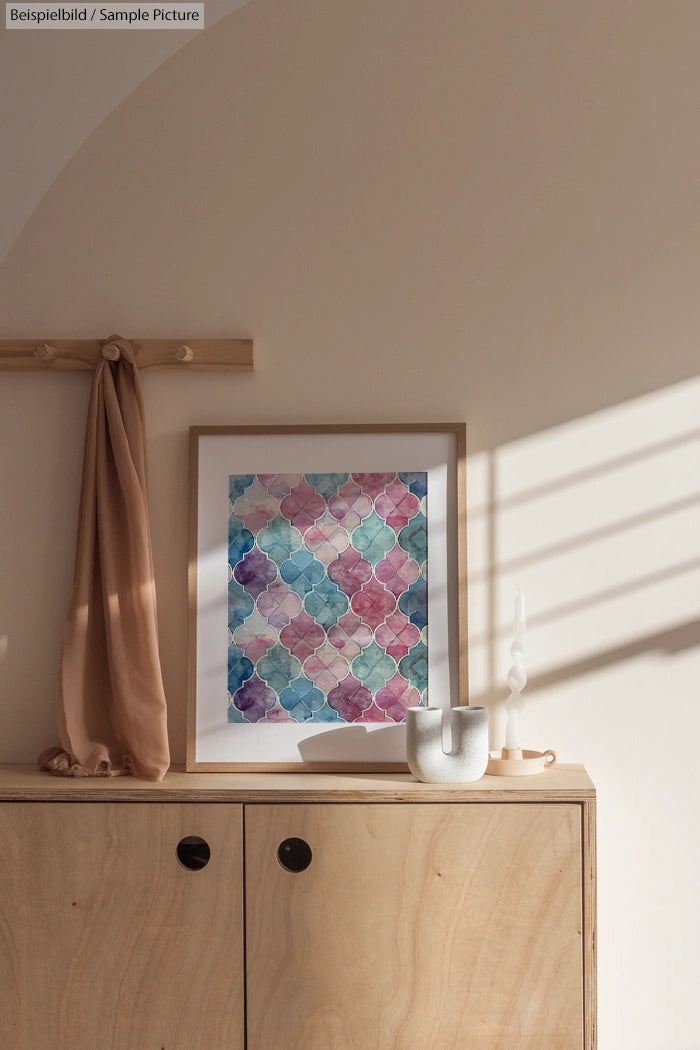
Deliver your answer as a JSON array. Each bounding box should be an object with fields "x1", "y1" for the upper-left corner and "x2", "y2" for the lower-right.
[
  {"x1": 582, "y1": 796, "x2": 598, "y2": 1050},
  {"x1": 0, "y1": 763, "x2": 595, "y2": 802}
]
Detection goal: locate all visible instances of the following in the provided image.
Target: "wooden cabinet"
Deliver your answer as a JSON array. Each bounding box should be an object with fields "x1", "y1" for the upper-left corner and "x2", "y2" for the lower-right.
[
  {"x1": 0, "y1": 765, "x2": 596, "y2": 1050},
  {"x1": 0, "y1": 799, "x2": 244, "y2": 1049}
]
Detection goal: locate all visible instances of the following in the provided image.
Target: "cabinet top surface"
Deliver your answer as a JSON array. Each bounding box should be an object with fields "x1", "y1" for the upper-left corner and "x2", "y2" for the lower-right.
[{"x1": 0, "y1": 764, "x2": 594, "y2": 802}]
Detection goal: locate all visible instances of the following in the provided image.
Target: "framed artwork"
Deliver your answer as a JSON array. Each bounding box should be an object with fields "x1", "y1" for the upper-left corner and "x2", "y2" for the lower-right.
[{"x1": 186, "y1": 424, "x2": 467, "y2": 771}]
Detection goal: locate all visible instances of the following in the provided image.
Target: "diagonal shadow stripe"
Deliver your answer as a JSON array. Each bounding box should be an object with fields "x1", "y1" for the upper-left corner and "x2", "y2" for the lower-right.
[{"x1": 470, "y1": 617, "x2": 700, "y2": 706}]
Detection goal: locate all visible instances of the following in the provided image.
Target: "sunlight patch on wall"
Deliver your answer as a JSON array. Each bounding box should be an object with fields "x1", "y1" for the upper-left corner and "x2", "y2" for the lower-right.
[{"x1": 468, "y1": 376, "x2": 700, "y2": 703}]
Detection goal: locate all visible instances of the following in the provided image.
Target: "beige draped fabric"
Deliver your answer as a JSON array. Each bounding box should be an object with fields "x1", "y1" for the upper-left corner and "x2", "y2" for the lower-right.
[{"x1": 39, "y1": 337, "x2": 170, "y2": 781}]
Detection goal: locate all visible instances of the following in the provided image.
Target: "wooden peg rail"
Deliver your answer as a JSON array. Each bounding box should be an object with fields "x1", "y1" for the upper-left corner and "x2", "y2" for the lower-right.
[{"x1": 0, "y1": 338, "x2": 254, "y2": 373}]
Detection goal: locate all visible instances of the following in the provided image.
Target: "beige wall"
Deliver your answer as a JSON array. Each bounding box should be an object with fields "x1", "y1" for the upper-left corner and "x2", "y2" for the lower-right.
[
  {"x1": 2, "y1": 2, "x2": 699, "y2": 1047},
  {"x1": 0, "y1": 0, "x2": 254, "y2": 258}
]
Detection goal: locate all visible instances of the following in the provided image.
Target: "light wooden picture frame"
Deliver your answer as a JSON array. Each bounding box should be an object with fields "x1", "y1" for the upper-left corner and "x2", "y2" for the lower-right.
[{"x1": 187, "y1": 423, "x2": 467, "y2": 771}]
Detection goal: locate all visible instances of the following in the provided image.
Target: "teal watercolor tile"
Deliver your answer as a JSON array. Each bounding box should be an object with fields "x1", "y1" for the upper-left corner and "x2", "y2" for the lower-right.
[
  {"x1": 258, "y1": 514, "x2": 304, "y2": 566},
  {"x1": 228, "y1": 578, "x2": 255, "y2": 631},
  {"x1": 257, "y1": 642, "x2": 303, "y2": 694},
  {"x1": 398, "y1": 472, "x2": 427, "y2": 499},
  {"x1": 399, "y1": 640, "x2": 428, "y2": 694},
  {"x1": 229, "y1": 474, "x2": 256, "y2": 501},
  {"x1": 227, "y1": 651, "x2": 254, "y2": 695},
  {"x1": 280, "y1": 548, "x2": 325, "y2": 596},
  {"x1": 304, "y1": 577, "x2": 349, "y2": 628},
  {"x1": 228, "y1": 516, "x2": 255, "y2": 565},
  {"x1": 351, "y1": 511, "x2": 396, "y2": 565},
  {"x1": 351, "y1": 642, "x2": 397, "y2": 694},
  {"x1": 398, "y1": 576, "x2": 428, "y2": 630},
  {"x1": 306, "y1": 473, "x2": 349, "y2": 499},
  {"x1": 397, "y1": 510, "x2": 427, "y2": 566},
  {"x1": 279, "y1": 676, "x2": 326, "y2": 721}
]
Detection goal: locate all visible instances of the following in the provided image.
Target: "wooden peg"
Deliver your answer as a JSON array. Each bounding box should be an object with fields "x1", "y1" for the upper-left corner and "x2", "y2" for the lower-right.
[
  {"x1": 102, "y1": 342, "x2": 122, "y2": 361},
  {"x1": 34, "y1": 343, "x2": 57, "y2": 362}
]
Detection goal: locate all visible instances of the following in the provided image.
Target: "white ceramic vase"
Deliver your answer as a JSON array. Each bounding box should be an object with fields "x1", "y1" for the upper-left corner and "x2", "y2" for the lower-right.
[{"x1": 406, "y1": 706, "x2": 489, "y2": 783}]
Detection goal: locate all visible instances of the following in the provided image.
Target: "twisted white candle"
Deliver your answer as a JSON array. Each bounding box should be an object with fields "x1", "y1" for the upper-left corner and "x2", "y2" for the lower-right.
[{"x1": 504, "y1": 590, "x2": 527, "y2": 750}]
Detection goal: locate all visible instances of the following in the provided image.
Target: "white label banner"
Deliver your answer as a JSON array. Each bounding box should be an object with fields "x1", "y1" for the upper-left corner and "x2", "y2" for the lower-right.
[{"x1": 6, "y1": 3, "x2": 204, "y2": 28}]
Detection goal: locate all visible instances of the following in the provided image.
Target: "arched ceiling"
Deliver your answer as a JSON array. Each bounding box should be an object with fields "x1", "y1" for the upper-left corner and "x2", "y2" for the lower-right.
[{"x1": 0, "y1": 0, "x2": 253, "y2": 264}]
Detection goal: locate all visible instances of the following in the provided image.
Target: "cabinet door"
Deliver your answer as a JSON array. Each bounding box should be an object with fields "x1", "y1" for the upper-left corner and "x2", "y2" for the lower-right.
[
  {"x1": 0, "y1": 802, "x2": 244, "y2": 1050},
  {"x1": 245, "y1": 802, "x2": 583, "y2": 1050}
]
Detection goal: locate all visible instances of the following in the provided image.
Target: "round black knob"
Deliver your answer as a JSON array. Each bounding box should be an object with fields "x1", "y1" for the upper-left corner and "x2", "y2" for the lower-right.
[
  {"x1": 176, "y1": 835, "x2": 211, "y2": 870},
  {"x1": 277, "y1": 837, "x2": 312, "y2": 873}
]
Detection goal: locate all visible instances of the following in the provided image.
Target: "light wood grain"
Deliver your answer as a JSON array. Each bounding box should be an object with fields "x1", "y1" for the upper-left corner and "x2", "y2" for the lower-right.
[
  {"x1": 0, "y1": 804, "x2": 20, "y2": 1042},
  {"x1": 456, "y1": 420, "x2": 469, "y2": 702},
  {"x1": 1, "y1": 802, "x2": 244, "y2": 1050},
  {"x1": 583, "y1": 796, "x2": 598, "y2": 1050},
  {"x1": 0, "y1": 768, "x2": 595, "y2": 1048},
  {"x1": 0, "y1": 763, "x2": 595, "y2": 802},
  {"x1": 0, "y1": 338, "x2": 253, "y2": 371},
  {"x1": 186, "y1": 424, "x2": 200, "y2": 774},
  {"x1": 246, "y1": 802, "x2": 585, "y2": 1050}
]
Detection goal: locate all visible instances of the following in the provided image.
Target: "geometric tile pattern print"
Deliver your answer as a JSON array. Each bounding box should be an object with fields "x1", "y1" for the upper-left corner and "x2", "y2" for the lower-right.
[{"x1": 228, "y1": 472, "x2": 428, "y2": 724}]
